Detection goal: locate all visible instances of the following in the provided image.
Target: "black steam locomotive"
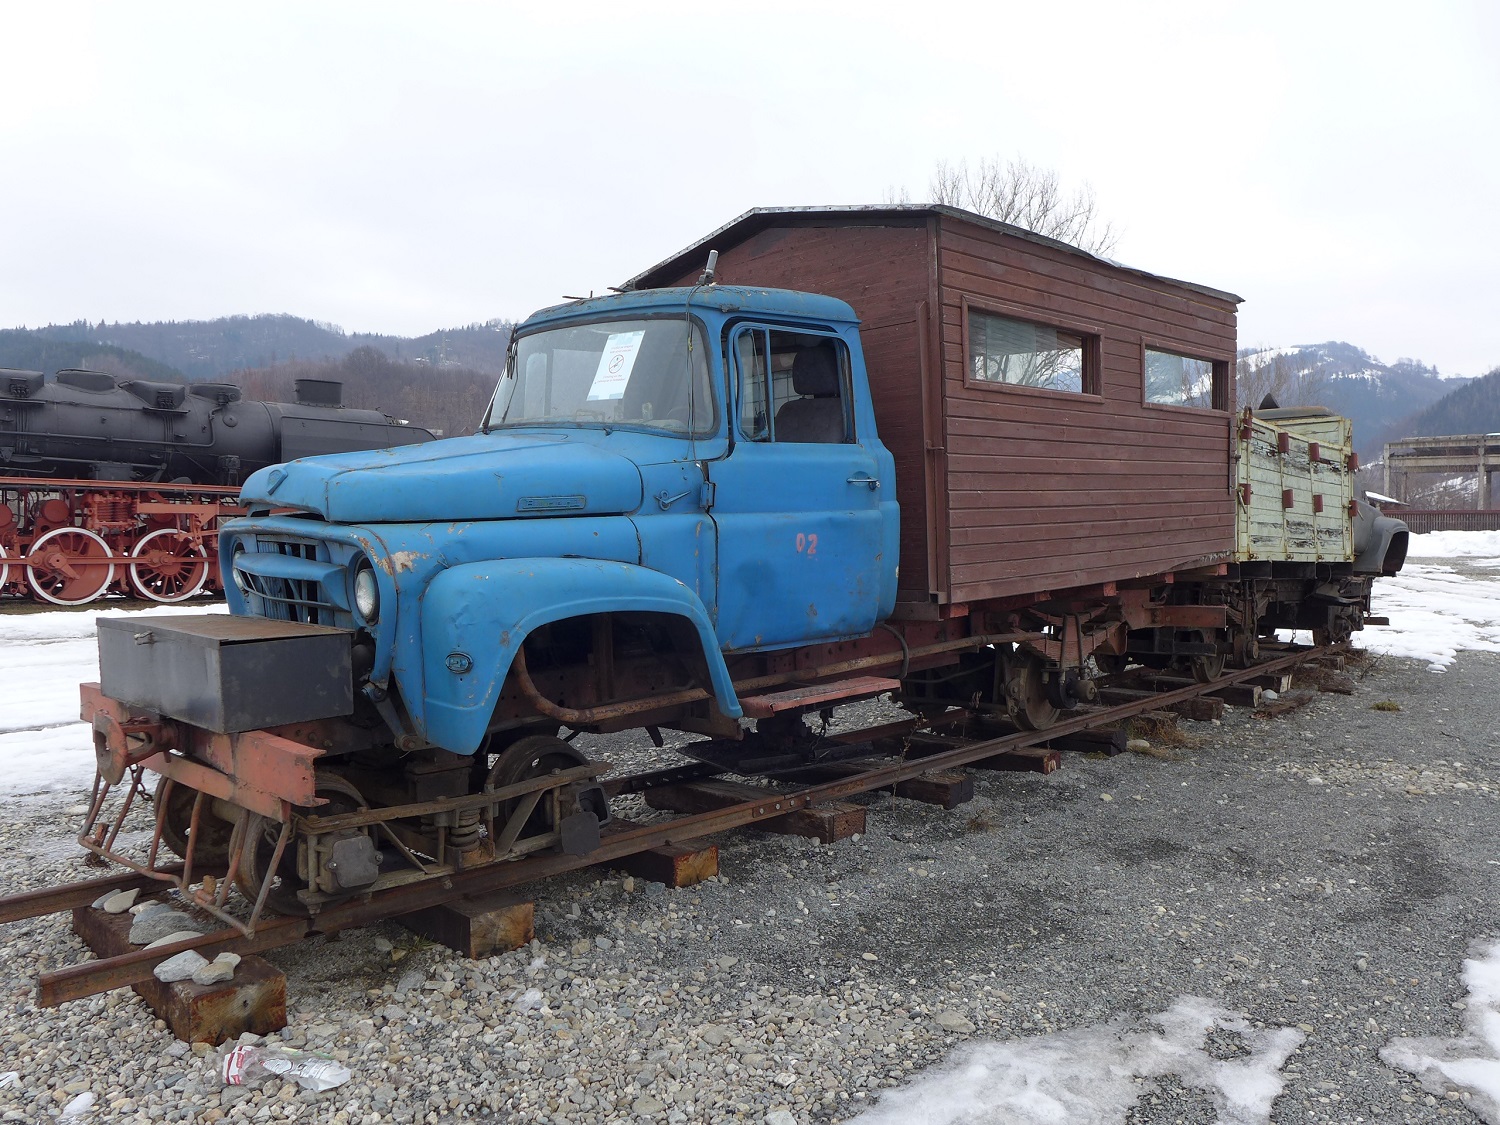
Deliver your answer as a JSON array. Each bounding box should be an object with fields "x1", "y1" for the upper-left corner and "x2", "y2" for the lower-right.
[
  {"x1": 1, "y1": 367, "x2": 433, "y2": 484},
  {"x1": 0, "y1": 369, "x2": 436, "y2": 605}
]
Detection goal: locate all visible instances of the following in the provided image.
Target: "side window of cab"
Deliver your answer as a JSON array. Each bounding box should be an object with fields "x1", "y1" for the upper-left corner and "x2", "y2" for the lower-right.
[{"x1": 732, "y1": 327, "x2": 851, "y2": 444}]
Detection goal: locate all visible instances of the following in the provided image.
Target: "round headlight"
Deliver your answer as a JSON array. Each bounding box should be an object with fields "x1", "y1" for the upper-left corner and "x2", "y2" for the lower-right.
[
  {"x1": 229, "y1": 544, "x2": 250, "y2": 594},
  {"x1": 353, "y1": 566, "x2": 380, "y2": 623}
]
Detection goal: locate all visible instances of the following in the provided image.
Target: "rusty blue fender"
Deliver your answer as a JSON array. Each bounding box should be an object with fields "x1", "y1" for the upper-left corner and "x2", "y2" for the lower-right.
[{"x1": 417, "y1": 557, "x2": 741, "y2": 754}]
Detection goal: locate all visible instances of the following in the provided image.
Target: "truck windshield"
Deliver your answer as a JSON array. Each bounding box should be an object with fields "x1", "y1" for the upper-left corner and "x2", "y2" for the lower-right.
[{"x1": 484, "y1": 317, "x2": 716, "y2": 436}]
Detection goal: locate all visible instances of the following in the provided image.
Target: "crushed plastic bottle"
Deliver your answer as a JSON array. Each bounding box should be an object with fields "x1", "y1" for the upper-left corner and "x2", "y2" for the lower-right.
[
  {"x1": 221, "y1": 1045, "x2": 351, "y2": 1092},
  {"x1": 513, "y1": 986, "x2": 544, "y2": 1013}
]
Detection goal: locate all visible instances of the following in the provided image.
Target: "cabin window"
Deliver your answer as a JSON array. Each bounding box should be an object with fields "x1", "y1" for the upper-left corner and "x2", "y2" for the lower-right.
[
  {"x1": 733, "y1": 327, "x2": 850, "y2": 444},
  {"x1": 968, "y1": 310, "x2": 1094, "y2": 395},
  {"x1": 1145, "y1": 348, "x2": 1229, "y2": 410}
]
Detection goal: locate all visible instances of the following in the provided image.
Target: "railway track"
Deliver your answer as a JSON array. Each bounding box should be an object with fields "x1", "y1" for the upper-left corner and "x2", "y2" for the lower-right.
[{"x1": 0, "y1": 645, "x2": 1326, "y2": 1008}]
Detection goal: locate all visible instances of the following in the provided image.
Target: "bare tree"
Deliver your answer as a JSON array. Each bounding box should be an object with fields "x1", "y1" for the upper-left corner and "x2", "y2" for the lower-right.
[
  {"x1": 928, "y1": 157, "x2": 1119, "y2": 256},
  {"x1": 1234, "y1": 349, "x2": 1329, "y2": 411}
]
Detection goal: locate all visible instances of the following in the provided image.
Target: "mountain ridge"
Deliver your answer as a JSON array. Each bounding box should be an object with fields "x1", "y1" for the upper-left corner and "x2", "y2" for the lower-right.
[
  {"x1": 4, "y1": 319, "x2": 1491, "y2": 458},
  {"x1": 13, "y1": 314, "x2": 512, "y2": 379},
  {"x1": 1236, "y1": 340, "x2": 1476, "y2": 457}
]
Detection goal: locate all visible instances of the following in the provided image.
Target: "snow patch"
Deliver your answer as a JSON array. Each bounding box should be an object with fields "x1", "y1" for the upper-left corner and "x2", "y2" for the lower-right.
[
  {"x1": 0, "y1": 603, "x2": 226, "y2": 796},
  {"x1": 1409, "y1": 530, "x2": 1500, "y2": 558},
  {"x1": 1383, "y1": 939, "x2": 1500, "y2": 1122},
  {"x1": 1359, "y1": 531, "x2": 1500, "y2": 671},
  {"x1": 850, "y1": 997, "x2": 1304, "y2": 1125}
]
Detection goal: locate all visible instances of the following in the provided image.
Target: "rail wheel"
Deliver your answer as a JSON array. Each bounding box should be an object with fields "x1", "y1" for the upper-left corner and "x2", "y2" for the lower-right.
[
  {"x1": 25, "y1": 527, "x2": 115, "y2": 605},
  {"x1": 1231, "y1": 628, "x2": 1260, "y2": 668},
  {"x1": 128, "y1": 529, "x2": 209, "y2": 603},
  {"x1": 487, "y1": 734, "x2": 590, "y2": 839},
  {"x1": 1313, "y1": 609, "x2": 1357, "y2": 648},
  {"x1": 155, "y1": 781, "x2": 236, "y2": 867},
  {"x1": 1010, "y1": 656, "x2": 1060, "y2": 731},
  {"x1": 0, "y1": 542, "x2": 9, "y2": 591},
  {"x1": 237, "y1": 774, "x2": 370, "y2": 917},
  {"x1": 1187, "y1": 629, "x2": 1226, "y2": 684}
]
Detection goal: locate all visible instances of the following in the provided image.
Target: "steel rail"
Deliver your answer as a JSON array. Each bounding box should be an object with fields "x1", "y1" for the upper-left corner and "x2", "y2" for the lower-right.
[
  {"x1": 38, "y1": 918, "x2": 310, "y2": 1007},
  {"x1": 25, "y1": 646, "x2": 1322, "y2": 1006},
  {"x1": 0, "y1": 864, "x2": 190, "y2": 926}
]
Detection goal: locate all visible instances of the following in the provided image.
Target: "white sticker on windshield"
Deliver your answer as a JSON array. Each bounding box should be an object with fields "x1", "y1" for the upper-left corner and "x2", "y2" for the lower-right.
[{"x1": 586, "y1": 331, "x2": 645, "y2": 401}]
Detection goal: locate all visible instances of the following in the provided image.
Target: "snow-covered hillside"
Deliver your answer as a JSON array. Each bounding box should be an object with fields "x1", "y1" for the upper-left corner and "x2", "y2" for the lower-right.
[{"x1": 1237, "y1": 341, "x2": 1467, "y2": 456}]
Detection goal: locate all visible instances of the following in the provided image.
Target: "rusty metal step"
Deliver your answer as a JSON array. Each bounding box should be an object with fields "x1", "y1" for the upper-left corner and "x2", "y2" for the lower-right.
[{"x1": 739, "y1": 675, "x2": 901, "y2": 719}]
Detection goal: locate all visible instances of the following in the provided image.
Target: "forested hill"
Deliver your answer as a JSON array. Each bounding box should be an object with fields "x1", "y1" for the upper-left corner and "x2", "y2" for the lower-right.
[
  {"x1": 1236, "y1": 341, "x2": 1470, "y2": 457},
  {"x1": 1400, "y1": 366, "x2": 1500, "y2": 439},
  {"x1": 0, "y1": 329, "x2": 500, "y2": 440},
  {"x1": 0, "y1": 330, "x2": 189, "y2": 382},
  {"x1": 18, "y1": 315, "x2": 512, "y2": 379}
]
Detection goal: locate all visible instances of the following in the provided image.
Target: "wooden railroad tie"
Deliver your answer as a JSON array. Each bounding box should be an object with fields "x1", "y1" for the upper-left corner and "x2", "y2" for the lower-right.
[
  {"x1": 644, "y1": 779, "x2": 866, "y2": 844},
  {"x1": 606, "y1": 819, "x2": 720, "y2": 888},
  {"x1": 1245, "y1": 671, "x2": 1294, "y2": 693},
  {"x1": 72, "y1": 903, "x2": 286, "y2": 1044},
  {"x1": 780, "y1": 759, "x2": 975, "y2": 810},
  {"x1": 975, "y1": 745, "x2": 1062, "y2": 773},
  {"x1": 1098, "y1": 686, "x2": 1225, "y2": 722},
  {"x1": 901, "y1": 732, "x2": 1061, "y2": 775},
  {"x1": 1208, "y1": 682, "x2": 1262, "y2": 709},
  {"x1": 397, "y1": 892, "x2": 535, "y2": 960},
  {"x1": 1044, "y1": 726, "x2": 1126, "y2": 756}
]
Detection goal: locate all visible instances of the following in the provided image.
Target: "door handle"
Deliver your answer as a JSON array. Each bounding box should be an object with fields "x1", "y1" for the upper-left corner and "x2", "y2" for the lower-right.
[{"x1": 846, "y1": 475, "x2": 880, "y2": 490}]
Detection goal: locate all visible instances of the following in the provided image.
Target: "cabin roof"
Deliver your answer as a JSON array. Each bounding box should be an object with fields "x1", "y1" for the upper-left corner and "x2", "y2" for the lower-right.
[
  {"x1": 622, "y1": 204, "x2": 1243, "y2": 306},
  {"x1": 523, "y1": 284, "x2": 859, "y2": 328}
]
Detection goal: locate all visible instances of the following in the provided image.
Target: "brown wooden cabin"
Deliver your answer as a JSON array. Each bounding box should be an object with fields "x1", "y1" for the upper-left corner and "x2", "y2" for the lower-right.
[{"x1": 625, "y1": 205, "x2": 1242, "y2": 617}]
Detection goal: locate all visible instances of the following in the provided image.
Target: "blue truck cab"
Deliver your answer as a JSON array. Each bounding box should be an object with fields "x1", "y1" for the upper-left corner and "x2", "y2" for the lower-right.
[{"x1": 221, "y1": 284, "x2": 901, "y2": 758}]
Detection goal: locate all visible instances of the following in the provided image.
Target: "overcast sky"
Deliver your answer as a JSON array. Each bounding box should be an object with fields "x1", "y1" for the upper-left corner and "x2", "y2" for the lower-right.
[{"x1": 2, "y1": 2, "x2": 1496, "y2": 375}]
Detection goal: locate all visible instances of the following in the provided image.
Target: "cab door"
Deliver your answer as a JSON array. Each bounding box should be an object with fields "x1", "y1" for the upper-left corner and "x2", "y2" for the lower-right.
[{"x1": 708, "y1": 324, "x2": 885, "y2": 651}]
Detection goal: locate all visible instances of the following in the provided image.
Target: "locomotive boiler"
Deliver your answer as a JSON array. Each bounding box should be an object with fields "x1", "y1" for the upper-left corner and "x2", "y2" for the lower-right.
[{"x1": 0, "y1": 369, "x2": 434, "y2": 604}]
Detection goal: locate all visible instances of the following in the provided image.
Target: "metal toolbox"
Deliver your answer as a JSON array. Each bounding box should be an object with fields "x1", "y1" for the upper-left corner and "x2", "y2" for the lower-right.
[{"x1": 98, "y1": 614, "x2": 353, "y2": 733}]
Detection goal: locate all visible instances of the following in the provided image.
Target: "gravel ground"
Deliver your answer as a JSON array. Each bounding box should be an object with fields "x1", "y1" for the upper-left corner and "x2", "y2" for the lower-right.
[{"x1": 2, "y1": 647, "x2": 1498, "y2": 1124}]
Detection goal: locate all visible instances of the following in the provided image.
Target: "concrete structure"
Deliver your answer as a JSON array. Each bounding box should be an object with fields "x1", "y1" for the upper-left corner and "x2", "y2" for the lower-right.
[{"x1": 1383, "y1": 434, "x2": 1500, "y2": 509}]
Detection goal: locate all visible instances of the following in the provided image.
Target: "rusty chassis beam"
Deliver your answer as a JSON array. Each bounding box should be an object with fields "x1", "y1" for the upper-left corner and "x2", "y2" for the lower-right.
[
  {"x1": 297, "y1": 764, "x2": 601, "y2": 834},
  {"x1": 24, "y1": 646, "x2": 1321, "y2": 1007},
  {"x1": 516, "y1": 630, "x2": 1039, "y2": 726}
]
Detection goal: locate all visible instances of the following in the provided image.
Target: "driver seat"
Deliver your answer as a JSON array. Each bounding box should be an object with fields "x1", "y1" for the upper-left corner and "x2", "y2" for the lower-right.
[{"x1": 774, "y1": 344, "x2": 844, "y2": 443}]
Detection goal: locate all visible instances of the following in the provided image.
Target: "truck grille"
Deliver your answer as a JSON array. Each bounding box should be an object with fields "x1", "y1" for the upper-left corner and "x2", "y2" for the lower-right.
[{"x1": 235, "y1": 538, "x2": 336, "y2": 625}]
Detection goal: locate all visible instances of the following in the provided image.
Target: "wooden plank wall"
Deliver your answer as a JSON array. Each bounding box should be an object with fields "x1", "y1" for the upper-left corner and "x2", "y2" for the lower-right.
[
  {"x1": 935, "y1": 219, "x2": 1239, "y2": 603},
  {"x1": 654, "y1": 221, "x2": 939, "y2": 597}
]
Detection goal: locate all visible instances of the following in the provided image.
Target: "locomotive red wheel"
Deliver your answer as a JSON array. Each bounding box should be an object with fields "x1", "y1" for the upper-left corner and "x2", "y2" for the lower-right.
[
  {"x1": 128, "y1": 528, "x2": 209, "y2": 603},
  {"x1": 0, "y1": 543, "x2": 9, "y2": 591},
  {"x1": 25, "y1": 527, "x2": 115, "y2": 606}
]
